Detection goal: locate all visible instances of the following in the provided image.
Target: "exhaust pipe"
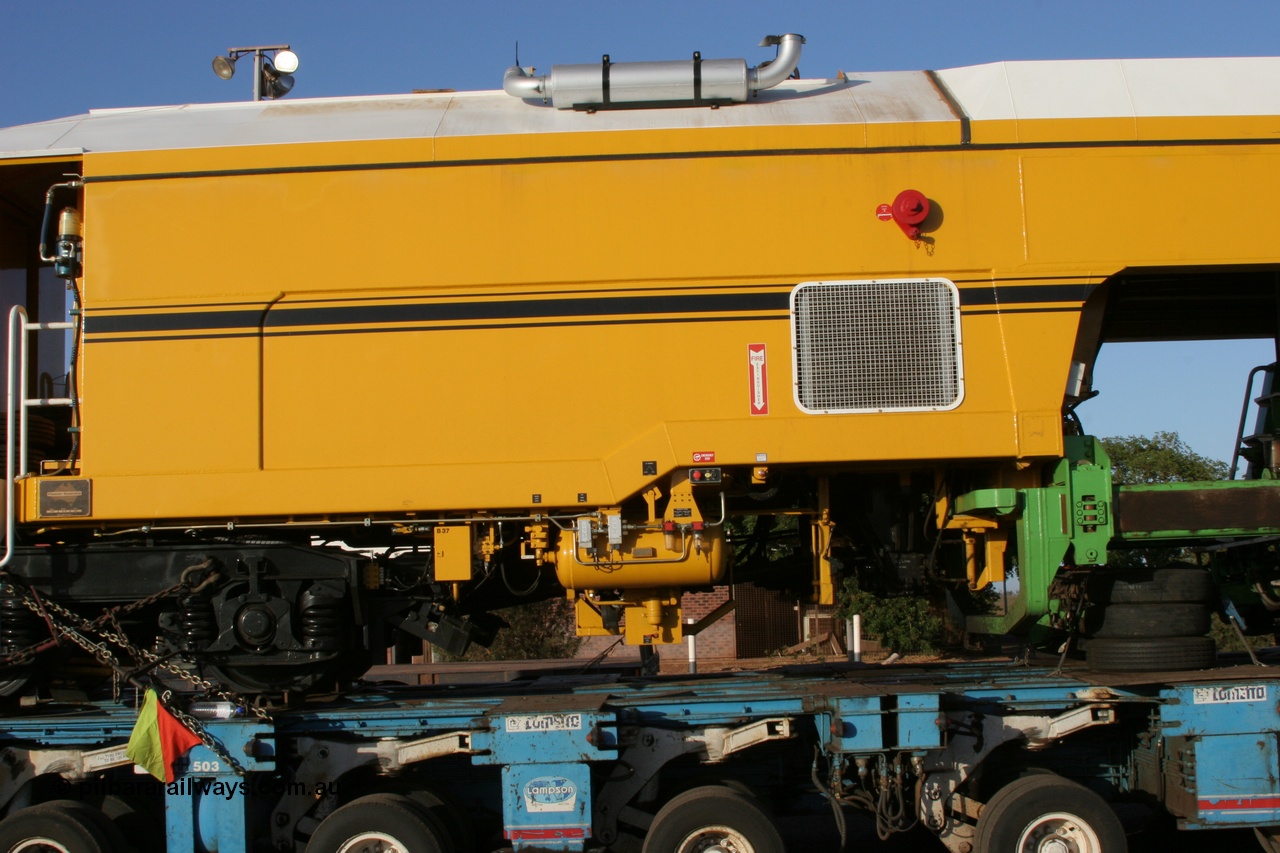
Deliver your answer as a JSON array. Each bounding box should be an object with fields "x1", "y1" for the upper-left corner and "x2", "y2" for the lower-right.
[{"x1": 504, "y1": 33, "x2": 805, "y2": 110}]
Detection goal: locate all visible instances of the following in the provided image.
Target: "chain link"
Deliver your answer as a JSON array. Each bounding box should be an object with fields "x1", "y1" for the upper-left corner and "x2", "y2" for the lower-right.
[{"x1": 0, "y1": 567, "x2": 275, "y2": 775}]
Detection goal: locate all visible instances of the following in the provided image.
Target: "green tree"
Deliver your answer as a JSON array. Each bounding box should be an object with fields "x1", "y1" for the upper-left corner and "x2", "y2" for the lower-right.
[
  {"x1": 834, "y1": 578, "x2": 943, "y2": 654},
  {"x1": 451, "y1": 597, "x2": 583, "y2": 661},
  {"x1": 1100, "y1": 430, "x2": 1228, "y2": 485}
]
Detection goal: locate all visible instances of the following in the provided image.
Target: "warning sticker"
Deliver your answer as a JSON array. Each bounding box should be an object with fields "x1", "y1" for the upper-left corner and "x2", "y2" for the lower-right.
[{"x1": 748, "y1": 344, "x2": 769, "y2": 416}]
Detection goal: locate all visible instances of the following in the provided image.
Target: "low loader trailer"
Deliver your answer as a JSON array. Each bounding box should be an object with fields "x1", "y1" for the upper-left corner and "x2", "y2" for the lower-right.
[{"x1": 0, "y1": 657, "x2": 1279, "y2": 853}]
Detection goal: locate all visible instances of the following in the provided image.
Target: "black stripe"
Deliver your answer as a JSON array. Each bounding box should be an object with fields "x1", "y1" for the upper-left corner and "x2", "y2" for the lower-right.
[
  {"x1": 957, "y1": 283, "x2": 1096, "y2": 306},
  {"x1": 89, "y1": 292, "x2": 790, "y2": 336},
  {"x1": 87, "y1": 312, "x2": 789, "y2": 344},
  {"x1": 82, "y1": 136, "x2": 1280, "y2": 185},
  {"x1": 85, "y1": 283, "x2": 1092, "y2": 337}
]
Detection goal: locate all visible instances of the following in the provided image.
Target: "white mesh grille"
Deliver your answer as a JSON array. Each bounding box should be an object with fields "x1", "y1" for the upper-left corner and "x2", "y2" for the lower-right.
[{"x1": 791, "y1": 279, "x2": 963, "y2": 413}]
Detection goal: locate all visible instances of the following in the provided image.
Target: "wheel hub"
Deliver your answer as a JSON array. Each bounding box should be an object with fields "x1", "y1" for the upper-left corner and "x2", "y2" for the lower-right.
[
  {"x1": 334, "y1": 831, "x2": 411, "y2": 853},
  {"x1": 1018, "y1": 812, "x2": 1102, "y2": 853},
  {"x1": 677, "y1": 826, "x2": 755, "y2": 853}
]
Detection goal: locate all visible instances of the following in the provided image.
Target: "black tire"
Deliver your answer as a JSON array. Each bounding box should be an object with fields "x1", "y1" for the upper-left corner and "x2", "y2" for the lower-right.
[
  {"x1": 975, "y1": 774, "x2": 1126, "y2": 853},
  {"x1": 0, "y1": 800, "x2": 129, "y2": 853},
  {"x1": 305, "y1": 793, "x2": 447, "y2": 853},
  {"x1": 404, "y1": 789, "x2": 474, "y2": 853},
  {"x1": 1081, "y1": 602, "x2": 1209, "y2": 638},
  {"x1": 641, "y1": 785, "x2": 783, "y2": 853},
  {"x1": 1086, "y1": 636, "x2": 1217, "y2": 672},
  {"x1": 1087, "y1": 565, "x2": 1213, "y2": 605},
  {"x1": 98, "y1": 793, "x2": 164, "y2": 852}
]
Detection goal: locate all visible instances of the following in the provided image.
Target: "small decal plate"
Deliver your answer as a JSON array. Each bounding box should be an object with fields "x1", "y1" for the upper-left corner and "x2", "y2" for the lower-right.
[
  {"x1": 1192, "y1": 685, "x2": 1267, "y2": 704},
  {"x1": 523, "y1": 776, "x2": 578, "y2": 813},
  {"x1": 38, "y1": 479, "x2": 91, "y2": 517},
  {"x1": 505, "y1": 713, "x2": 583, "y2": 733}
]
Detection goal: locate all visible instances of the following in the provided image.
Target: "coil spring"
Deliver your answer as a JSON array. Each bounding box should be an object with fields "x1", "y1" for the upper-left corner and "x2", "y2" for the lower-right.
[
  {"x1": 0, "y1": 589, "x2": 39, "y2": 655},
  {"x1": 178, "y1": 594, "x2": 217, "y2": 652},
  {"x1": 300, "y1": 597, "x2": 343, "y2": 651}
]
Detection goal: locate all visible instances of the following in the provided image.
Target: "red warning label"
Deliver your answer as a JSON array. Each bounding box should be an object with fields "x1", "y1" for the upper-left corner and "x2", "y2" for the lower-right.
[
  {"x1": 692, "y1": 451, "x2": 716, "y2": 463},
  {"x1": 748, "y1": 344, "x2": 769, "y2": 416}
]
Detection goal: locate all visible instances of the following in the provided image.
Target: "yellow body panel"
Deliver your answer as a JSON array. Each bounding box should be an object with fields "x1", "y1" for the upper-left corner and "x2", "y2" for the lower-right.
[
  {"x1": 62, "y1": 122, "x2": 1280, "y2": 522},
  {"x1": 51, "y1": 124, "x2": 1280, "y2": 523}
]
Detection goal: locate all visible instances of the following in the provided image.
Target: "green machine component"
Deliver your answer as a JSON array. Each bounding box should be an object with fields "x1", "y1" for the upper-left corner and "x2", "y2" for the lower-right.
[
  {"x1": 958, "y1": 436, "x2": 1115, "y2": 636},
  {"x1": 956, "y1": 433, "x2": 1280, "y2": 639}
]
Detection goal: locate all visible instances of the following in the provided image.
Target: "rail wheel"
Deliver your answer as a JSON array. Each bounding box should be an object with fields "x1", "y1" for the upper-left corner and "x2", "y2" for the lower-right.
[
  {"x1": 305, "y1": 793, "x2": 448, "y2": 853},
  {"x1": 974, "y1": 774, "x2": 1126, "y2": 853},
  {"x1": 0, "y1": 800, "x2": 129, "y2": 853},
  {"x1": 641, "y1": 785, "x2": 783, "y2": 853}
]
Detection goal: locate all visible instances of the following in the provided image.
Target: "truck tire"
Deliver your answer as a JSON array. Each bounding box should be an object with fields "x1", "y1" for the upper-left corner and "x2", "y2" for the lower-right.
[
  {"x1": 403, "y1": 789, "x2": 474, "y2": 853},
  {"x1": 1081, "y1": 602, "x2": 1209, "y2": 638},
  {"x1": 1087, "y1": 565, "x2": 1213, "y2": 605},
  {"x1": 98, "y1": 793, "x2": 164, "y2": 852},
  {"x1": 1086, "y1": 636, "x2": 1217, "y2": 672},
  {"x1": 0, "y1": 800, "x2": 129, "y2": 853},
  {"x1": 974, "y1": 774, "x2": 1126, "y2": 853},
  {"x1": 641, "y1": 785, "x2": 783, "y2": 853},
  {"x1": 305, "y1": 793, "x2": 447, "y2": 853}
]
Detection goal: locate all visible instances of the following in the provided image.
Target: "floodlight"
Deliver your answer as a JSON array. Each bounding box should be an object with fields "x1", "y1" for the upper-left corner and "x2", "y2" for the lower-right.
[
  {"x1": 211, "y1": 45, "x2": 299, "y2": 101},
  {"x1": 273, "y1": 50, "x2": 300, "y2": 74},
  {"x1": 212, "y1": 55, "x2": 237, "y2": 80}
]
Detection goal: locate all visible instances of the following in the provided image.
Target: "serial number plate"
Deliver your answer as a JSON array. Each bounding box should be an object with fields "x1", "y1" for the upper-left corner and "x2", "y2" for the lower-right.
[
  {"x1": 1193, "y1": 685, "x2": 1267, "y2": 704},
  {"x1": 504, "y1": 713, "x2": 583, "y2": 733}
]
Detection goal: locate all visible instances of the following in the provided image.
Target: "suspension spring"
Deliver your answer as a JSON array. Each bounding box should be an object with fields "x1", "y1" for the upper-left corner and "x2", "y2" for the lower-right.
[
  {"x1": 0, "y1": 587, "x2": 40, "y2": 655},
  {"x1": 299, "y1": 594, "x2": 343, "y2": 652},
  {"x1": 177, "y1": 593, "x2": 217, "y2": 652}
]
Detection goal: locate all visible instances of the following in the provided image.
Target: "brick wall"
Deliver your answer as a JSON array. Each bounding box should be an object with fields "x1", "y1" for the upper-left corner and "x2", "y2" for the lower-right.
[{"x1": 572, "y1": 587, "x2": 737, "y2": 663}]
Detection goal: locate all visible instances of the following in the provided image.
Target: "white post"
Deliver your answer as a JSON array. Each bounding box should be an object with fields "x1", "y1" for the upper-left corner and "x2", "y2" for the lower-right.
[
  {"x1": 847, "y1": 614, "x2": 862, "y2": 663},
  {"x1": 685, "y1": 618, "x2": 697, "y2": 674}
]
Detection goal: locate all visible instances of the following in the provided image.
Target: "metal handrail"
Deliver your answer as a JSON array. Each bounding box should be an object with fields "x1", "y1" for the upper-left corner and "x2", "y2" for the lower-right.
[
  {"x1": 1231, "y1": 362, "x2": 1279, "y2": 480},
  {"x1": 2, "y1": 307, "x2": 75, "y2": 568}
]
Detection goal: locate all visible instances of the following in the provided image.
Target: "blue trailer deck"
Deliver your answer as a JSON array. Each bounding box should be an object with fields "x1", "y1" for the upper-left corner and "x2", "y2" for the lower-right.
[{"x1": 0, "y1": 657, "x2": 1276, "y2": 852}]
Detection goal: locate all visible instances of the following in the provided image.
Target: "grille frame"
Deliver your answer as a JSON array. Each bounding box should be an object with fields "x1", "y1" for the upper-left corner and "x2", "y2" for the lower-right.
[{"x1": 790, "y1": 278, "x2": 964, "y2": 415}]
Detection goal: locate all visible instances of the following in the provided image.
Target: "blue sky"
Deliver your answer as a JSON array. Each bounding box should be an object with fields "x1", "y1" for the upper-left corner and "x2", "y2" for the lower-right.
[{"x1": 3, "y1": 0, "x2": 1277, "y2": 461}]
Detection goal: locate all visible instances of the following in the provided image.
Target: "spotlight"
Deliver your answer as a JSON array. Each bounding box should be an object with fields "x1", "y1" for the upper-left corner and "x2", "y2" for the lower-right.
[
  {"x1": 211, "y1": 55, "x2": 237, "y2": 80},
  {"x1": 211, "y1": 45, "x2": 300, "y2": 101}
]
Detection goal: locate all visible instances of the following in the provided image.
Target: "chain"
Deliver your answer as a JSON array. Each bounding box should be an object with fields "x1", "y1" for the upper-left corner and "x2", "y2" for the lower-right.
[
  {"x1": 0, "y1": 566, "x2": 274, "y2": 777},
  {"x1": 159, "y1": 688, "x2": 250, "y2": 777}
]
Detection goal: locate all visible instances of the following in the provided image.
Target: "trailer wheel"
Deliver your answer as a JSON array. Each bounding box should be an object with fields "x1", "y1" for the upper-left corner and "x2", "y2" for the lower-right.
[
  {"x1": 641, "y1": 785, "x2": 783, "y2": 853},
  {"x1": 975, "y1": 774, "x2": 1126, "y2": 853},
  {"x1": 0, "y1": 800, "x2": 128, "y2": 853},
  {"x1": 98, "y1": 793, "x2": 164, "y2": 852},
  {"x1": 402, "y1": 789, "x2": 474, "y2": 853},
  {"x1": 305, "y1": 793, "x2": 447, "y2": 853},
  {"x1": 1086, "y1": 636, "x2": 1217, "y2": 672},
  {"x1": 1086, "y1": 565, "x2": 1213, "y2": 605}
]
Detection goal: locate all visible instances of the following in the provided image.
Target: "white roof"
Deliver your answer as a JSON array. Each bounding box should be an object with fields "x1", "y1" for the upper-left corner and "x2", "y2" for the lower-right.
[
  {"x1": 936, "y1": 57, "x2": 1280, "y2": 120},
  {"x1": 1, "y1": 57, "x2": 1276, "y2": 159}
]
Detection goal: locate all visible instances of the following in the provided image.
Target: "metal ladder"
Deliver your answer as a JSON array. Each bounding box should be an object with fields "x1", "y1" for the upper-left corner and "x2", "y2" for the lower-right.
[
  {"x1": 1231, "y1": 361, "x2": 1280, "y2": 480},
  {"x1": 1, "y1": 306, "x2": 76, "y2": 567}
]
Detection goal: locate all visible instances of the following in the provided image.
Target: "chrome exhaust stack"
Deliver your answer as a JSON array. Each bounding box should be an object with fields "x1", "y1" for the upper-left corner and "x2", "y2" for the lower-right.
[{"x1": 503, "y1": 33, "x2": 805, "y2": 110}]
